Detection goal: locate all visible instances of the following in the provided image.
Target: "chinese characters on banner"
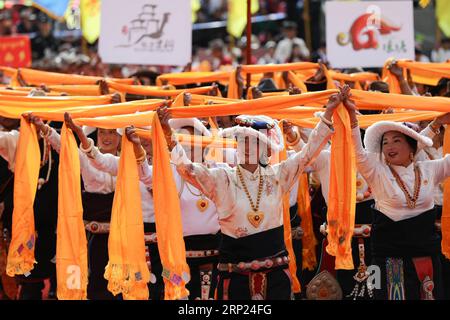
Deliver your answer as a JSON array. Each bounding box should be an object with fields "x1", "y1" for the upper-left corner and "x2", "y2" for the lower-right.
[
  {"x1": 99, "y1": 0, "x2": 191, "y2": 66},
  {"x1": 0, "y1": 36, "x2": 32, "y2": 68},
  {"x1": 325, "y1": 1, "x2": 414, "y2": 68}
]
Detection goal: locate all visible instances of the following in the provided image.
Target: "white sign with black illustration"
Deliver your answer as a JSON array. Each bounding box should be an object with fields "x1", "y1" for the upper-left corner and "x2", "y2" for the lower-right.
[{"x1": 99, "y1": 0, "x2": 191, "y2": 66}]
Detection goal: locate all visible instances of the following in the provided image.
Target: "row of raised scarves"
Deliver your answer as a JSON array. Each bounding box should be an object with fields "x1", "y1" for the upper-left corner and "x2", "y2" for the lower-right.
[
  {"x1": 3, "y1": 59, "x2": 450, "y2": 91},
  {"x1": 0, "y1": 63, "x2": 449, "y2": 299},
  {"x1": 3, "y1": 58, "x2": 450, "y2": 98}
]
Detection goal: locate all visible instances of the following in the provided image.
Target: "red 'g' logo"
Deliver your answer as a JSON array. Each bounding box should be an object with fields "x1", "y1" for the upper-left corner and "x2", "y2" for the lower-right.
[{"x1": 337, "y1": 13, "x2": 401, "y2": 51}]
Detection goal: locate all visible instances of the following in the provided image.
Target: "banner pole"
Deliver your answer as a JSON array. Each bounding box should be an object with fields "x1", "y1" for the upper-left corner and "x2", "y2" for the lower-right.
[{"x1": 246, "y1": 0, "x2": 252, "y2": 88}]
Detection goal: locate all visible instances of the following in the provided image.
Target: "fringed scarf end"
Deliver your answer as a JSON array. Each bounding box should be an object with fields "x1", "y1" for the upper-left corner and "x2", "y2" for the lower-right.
[
  {"x1": 164, "y1": 281, "x2": 189, "y2": 300},
  {"x1": 57, "y1": 288, "x2": 88, "y2": 300},
  {"x1": 104, "y1": 263, "x2": 150, "y2": 300},
  {"x1": 302, "y1": 248, "x2": 318, "y2": 271},
  {"x1": 6, "y1": 257, "x2": 36, "y2": 277}
]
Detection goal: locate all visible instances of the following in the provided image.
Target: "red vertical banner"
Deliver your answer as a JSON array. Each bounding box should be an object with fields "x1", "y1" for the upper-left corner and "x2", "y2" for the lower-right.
[{"x1": 0, "y1": 35, "x2": 32, "y2": 68}]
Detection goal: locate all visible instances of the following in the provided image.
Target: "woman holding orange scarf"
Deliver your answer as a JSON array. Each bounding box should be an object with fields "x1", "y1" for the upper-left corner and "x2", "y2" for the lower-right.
[
  {"x1": 1, "y1": 130, "x2": 58, "y2": 300},
  {"x1": 343, "y1": 86, "x2": 450, "y2": 300},
  {"x1": 27, "y1": 114, "x2": 124, "y2": 300},
  {"x1": 1, "y1": 91, "x2": 59, "y2": 300},
  {"x1": 284, "y1": 117, "x2": 374, "y2": 300},
  {"x1": 0, "y1": 116, "x2": 20, "y2": 299},
  {"x1": 61, "y1": 115, "x2": 164, "y2": 300},
  {"x1": 135, "y1": 117, "x2": 225, "y2": 300},
  {"x1": 157, "y1": 90, "x2": 337, "y2": 299}
]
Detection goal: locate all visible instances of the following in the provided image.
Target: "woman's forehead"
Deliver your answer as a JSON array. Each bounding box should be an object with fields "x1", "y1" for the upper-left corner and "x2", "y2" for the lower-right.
[{"x1": 382, "y1": 131, "x2": 405, "y2": 140}]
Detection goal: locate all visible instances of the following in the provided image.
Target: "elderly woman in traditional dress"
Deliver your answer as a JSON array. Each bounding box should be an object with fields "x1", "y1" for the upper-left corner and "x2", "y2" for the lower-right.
[
  {"x1": 155, "y1": 92, "x2": 340, "y2": 300},
  {"x1": 342, "y1": 85, "x2": 450, "y2": 300}
]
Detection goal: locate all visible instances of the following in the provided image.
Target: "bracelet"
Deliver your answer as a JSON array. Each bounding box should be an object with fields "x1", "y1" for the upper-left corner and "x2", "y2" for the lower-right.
[
  {"x1": 136, "y1": 147, "x2": 147, "y2": 164},
  {"x1": 319, "y1": 114, "x2": 333, "y2": 127},
  {"x1": 351, "y1": 121, "x2": 359, "y2": 129},
  {"x1": 286, "y1": 130, "x2": 301, "y2": 146},
  {"x1": 79, "y1": 138, "x2": 95, "y2": 154}
]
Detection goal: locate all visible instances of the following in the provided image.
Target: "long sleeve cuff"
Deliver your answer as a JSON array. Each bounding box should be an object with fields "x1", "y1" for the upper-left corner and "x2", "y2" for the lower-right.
[
  {"x1": 285, "y1": 128, "x2": 303, "y2": 152},
  {"x1": 79, "y1": 138, "x2": 98, "y2": 159},
  {"x1": 138, "y1": 159, "x2": 152, "y2": 188},
  {"x1": 316, "y1": 119, "x2": 334, "y2": 138},
  {"x1": 351, "y1": 125, "x2": 363, "y2": 147},
  {"x1": 46, "y1": 128, "x2": 61, "y2": 153}
]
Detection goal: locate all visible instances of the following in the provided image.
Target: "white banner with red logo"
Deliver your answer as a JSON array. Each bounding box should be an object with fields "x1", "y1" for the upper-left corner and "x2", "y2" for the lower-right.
[
  {"x1": 99, "y1": 0, "x2": 191, "y2": 66},
  {"x1": 325, "y1": 1, "x2": 414, "y2": 68}
]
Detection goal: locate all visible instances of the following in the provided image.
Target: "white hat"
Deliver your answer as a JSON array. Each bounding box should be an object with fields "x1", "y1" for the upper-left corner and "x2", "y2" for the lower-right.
[
  {"x1": 220, "y1": 115, "x2": 284, "y2": 152},
  {"x1": 82, "y1": 126, "x2": 97, "y2": 136},
  {"x1": 169, "y1": 118, "x2": 211, "y2": 137},
  {"x1": 363, "y1": 121, "x2": 432, "y2": 154}
]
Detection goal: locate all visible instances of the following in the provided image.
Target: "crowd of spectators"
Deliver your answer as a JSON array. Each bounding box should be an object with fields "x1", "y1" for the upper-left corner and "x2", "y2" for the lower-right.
[{"x1": 1, "y1": 2, "x2": 449, "y2": 81}]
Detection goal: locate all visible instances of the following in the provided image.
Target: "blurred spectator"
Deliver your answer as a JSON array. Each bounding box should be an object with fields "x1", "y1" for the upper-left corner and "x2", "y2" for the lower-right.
[
  {"x1": 209, "y1": 0, "x2": 227, "y2": 20},
  {"x1": 238, "y1": 35, "x2": 259, "y2": 65},
  {"x1": 31, "y1": 12, "x2": 60, "y2": 61},
  {"x1": 415, "y1": 46, "x2": 430, "y2": 62},
  {"x1": 311, "y1": 41, "x2": 328, "y2": 64},
  {"x1": 287, "y1": 43, "x2": 304, "y2": 63},
  {"x1": 258, "y1": 0, "x2": 285, "y2": 15},
  {"x1": 431, "y1": 38, "x2": 450, "y2": 62},
  {"x1": 17, "y1": 8, "x2": 39, "y2": 34},
  {"x1": 129, "y1": 70, "x2": 160, "y2": 85},
  {"x1": 257, "y1": 41, "x2": 280, "y2": 64},
  {"x1": 274, "y1": 21, "x2": 310, "y2": 63},
  {"x1": 209, "y1": 39, "x2": 232, "y2": 70},
  {"x1": 429, "y1": 78, "x2": 450, "y2": 97},
  {"x1": 109, "y1": 64, "x2": 124, "y2": 79},
  {"x1": 0, "y1": 10, "x2": 13, "y2": 35},
  {"x1": 198, "y1": 0, "x2": 227, "y2": 22}
]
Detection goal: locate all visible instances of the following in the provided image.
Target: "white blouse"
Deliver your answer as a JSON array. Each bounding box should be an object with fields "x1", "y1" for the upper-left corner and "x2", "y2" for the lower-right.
[
  {"x1": 47, "y1": 129, "x2": 116, "y2": 194},
  {"x1": 82, "y1": 142, "x2": 156, "y2": 224},
  {"x1": 352, "y1": 126, "x2": 450, "y2": 222},
  {"x1": 47, "y1": 129, "x2": 155, "y2": 223},
  {"x1": 294, "y1": 137, "x2": 372, "y2": 205},
  {"x1": 139, "y1": 161, "x2": 222, "y2": 237},
  {"x1": 416, "y1": 127, "x2": 443, "y2": 207},
  {"x1": 0, "y1": 129, "x2": 19, "y2": 172},
  {"x1": 170, "y1": 121, "x2": 333, "y2": 238}
]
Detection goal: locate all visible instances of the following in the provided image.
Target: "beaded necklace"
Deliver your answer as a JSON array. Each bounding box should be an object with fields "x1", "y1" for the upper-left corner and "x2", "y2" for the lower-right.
[
  {"x1": 388, "y1": 164, "x2": 421, "y2": 209},
  {"x1": 237, "y1": 165, "x2": 265, "y2": 228}
]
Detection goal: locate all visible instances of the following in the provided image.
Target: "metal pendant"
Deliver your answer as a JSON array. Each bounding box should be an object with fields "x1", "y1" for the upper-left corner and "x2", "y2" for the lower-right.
[
  {"x1": 197, "y1": 198, "x2": 209, "y2": 212},
  {"x1": 247, "y1": 211, "x2": 264, "y2": 228},
  {"x1": 306, "y1": 270, "x2": 343, "y2": 300}
]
